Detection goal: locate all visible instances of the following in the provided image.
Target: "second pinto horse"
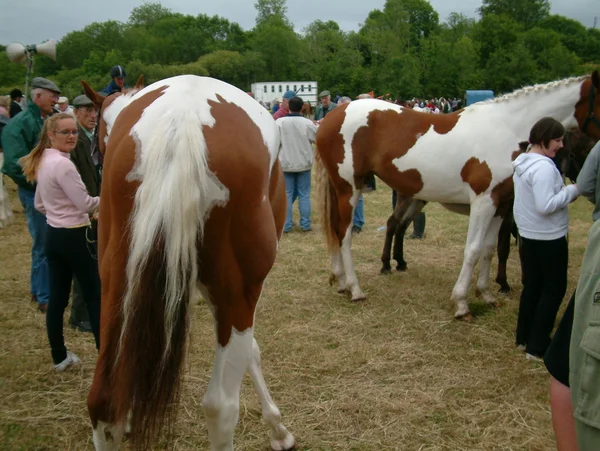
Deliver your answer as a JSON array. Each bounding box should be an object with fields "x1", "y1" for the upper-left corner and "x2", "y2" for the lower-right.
[{"x1": 316, "y1": 71, "x2": 600, "y2": 319}]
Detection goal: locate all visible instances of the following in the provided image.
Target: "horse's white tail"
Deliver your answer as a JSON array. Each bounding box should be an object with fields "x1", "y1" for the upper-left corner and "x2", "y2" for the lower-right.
[{"x1": 114, "y1": 109, "x2": 212, "y2": 448}]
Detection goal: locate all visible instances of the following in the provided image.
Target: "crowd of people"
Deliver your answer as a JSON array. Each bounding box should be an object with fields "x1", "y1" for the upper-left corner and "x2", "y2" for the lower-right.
[{"x1": 2, "y1": 69, "x2": 600, "y2": 449}]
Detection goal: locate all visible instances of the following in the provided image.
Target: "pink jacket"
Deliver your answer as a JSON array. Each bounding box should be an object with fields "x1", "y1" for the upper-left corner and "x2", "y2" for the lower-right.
[{"x1": 34, "y1": 148, "x2": 99, "y2": 228}]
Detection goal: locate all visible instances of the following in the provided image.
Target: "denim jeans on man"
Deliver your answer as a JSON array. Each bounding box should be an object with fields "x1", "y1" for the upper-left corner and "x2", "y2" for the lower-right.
[
  {"x1": 18, "y1": 187, "x2": 49, "y2": 305},
  {"x1": 284, "y1": 170, "x2": 311, "y2": 231},
  {"x1": 353, "y1": 194, "x2": 364, "y2": 229}
]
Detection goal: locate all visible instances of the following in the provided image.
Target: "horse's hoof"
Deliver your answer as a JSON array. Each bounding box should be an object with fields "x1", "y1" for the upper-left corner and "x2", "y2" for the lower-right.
[
  {"x1": 351, "y1": 296, "x2": 366, "y2": 303},
  {"x1": 498, "y1": 285, "x2": 511, "y2": 294},
  {"x1": 396, "y1": 263, "x2": 407, "y2": 271},
  {"x1": 380, "y1": 268, "x2": 392, "y2": 275},
  {"x1": 455, "y1": 312, "x2": 473, "y2": 322}
]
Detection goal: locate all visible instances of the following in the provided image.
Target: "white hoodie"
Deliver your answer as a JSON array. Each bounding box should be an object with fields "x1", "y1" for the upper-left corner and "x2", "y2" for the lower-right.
[{"x1": 512, "y1": 152, "x2": 579, "y2": 240}]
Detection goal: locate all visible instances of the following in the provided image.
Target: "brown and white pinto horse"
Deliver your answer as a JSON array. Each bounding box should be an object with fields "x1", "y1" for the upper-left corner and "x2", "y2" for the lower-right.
[
  {"x1": 380, "y1": 128, "x2": 598, "y2": 293},
  {"x1": 316, "y1": 71, "x2": 600, "y2": 319},
  {"x1": 81, "y1": 76, "x2": 295, "y2": 450}
]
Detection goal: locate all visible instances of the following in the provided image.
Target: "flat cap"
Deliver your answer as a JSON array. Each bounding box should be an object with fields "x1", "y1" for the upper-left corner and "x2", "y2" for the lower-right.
[
  {"x1": 31, "y1": 77, "x2": 61, "y2": 94},
  {"x1": 57, "y1": 96, "x2": 68, "y2": 104},
  {"x1": 73, "y1": 95, "x2": 93, "y2": 108},
  {"x1": 319, "y1": 90, "x2": 330, "y2": 98}
]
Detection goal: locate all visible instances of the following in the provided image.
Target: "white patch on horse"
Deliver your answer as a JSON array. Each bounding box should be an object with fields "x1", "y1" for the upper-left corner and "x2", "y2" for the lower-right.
[
  {"x1": 337, "y1": 99, "x2": 402, "y2": 189},
  {"x1": 116, "y1": 76, "x2": 283, "y2": 360},
  {"x1": 391, "y1": 78, "x2": 585, "y2": 204}
]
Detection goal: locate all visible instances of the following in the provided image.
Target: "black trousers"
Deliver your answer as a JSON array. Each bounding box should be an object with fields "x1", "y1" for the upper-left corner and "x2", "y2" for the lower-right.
[
  {"x1": 544, "y1": 290, "x2": 575, "y2": 386},
  {"x1": 45, "y1": 225, "x2": 100, "y2": 364},
  {"x1": 516, "y1": 236, "x2": 568, "y2": 357}
]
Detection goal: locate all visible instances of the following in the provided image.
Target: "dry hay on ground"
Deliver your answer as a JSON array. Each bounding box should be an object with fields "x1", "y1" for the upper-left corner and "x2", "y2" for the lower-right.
[{"x1": 0, "y1": 177, "x2": 593, "y2": 450}]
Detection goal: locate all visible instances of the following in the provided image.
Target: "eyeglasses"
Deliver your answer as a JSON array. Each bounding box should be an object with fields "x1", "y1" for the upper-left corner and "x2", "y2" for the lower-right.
[{"x1": 55, "y1": 130, "x2": 79, "y2": 136}]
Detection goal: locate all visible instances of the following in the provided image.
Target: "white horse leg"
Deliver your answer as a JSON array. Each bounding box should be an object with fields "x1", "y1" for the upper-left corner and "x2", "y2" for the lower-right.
[
  {"x1": 329, "y1": 249, "x2": 347, "y2": 293},
  {"x1": 451, "y1": 196, "x2": 497, "y2": 318},
  {"x1": 476, "y1": 216, "x2": 503, "y2": 306},
  {"x1": 340, "y1": 190, "x2": 365, "y2": 301},
  {"x1": 202, "y1": 327, "x2": 253, "y2": 451},
  {"x1": 247, "y1": 338, "x2": 295, "y2": 451},
  {"x1": 92, "y1": 420, "x2": 126, "y2": 451}
]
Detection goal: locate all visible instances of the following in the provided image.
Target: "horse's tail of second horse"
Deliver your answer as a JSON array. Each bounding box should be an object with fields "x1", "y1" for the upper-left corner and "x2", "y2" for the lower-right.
[
  {"x1": 315, "y1": 150, "x2": 341, "y2": 252},
  {"x1": 114, "y1": 110, "x2": 210, "y2": 449}
]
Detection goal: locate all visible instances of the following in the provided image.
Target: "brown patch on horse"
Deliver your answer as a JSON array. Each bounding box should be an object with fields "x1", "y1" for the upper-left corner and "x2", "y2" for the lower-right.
[
  {"x1": 315, "y1": 104, "x2": 356, "y2": 247},
  {"x1": 199, "y1": 93, "x2": 278, "y2": 347},
  {"x1": 350, "y1": 108, "x2": 459, "y2": 196},
  {"x1": 575, "y1": 74, "x2": 600, "y2": 140},
  {"x1": 491, "y1": 176, "x2": 514, "y2": 217},
  {"x1": 460, "y1": 158, "x2": 492, "y2": 195}
]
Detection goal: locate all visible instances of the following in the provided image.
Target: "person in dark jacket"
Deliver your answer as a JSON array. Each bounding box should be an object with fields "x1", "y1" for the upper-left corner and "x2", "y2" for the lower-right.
[
  {"x1": 1, "y1": 77, "x2": 61, "y2": 312},
  {"x1": 101, "y1": 65, "x2": 127, "y2": 95},
  {"x1": 68, "y1": 94, "x2": 101, "y2": 332},
  {"x1": 9, "y1": 88, "x2": 23, "y2": 118}
]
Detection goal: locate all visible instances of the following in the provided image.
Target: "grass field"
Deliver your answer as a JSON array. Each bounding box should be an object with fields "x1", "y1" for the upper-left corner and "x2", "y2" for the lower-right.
[{"x1": 0, "y1": 177, "x2": 594, "y2": 450}]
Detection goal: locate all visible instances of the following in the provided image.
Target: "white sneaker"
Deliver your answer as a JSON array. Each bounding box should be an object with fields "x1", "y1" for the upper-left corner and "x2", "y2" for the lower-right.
[
  {"x1": 525, "y1": 353, "x2": 542, "y2": 362},
  {"x1": 54, "y1": 351, "x2": 81, "y2": 372}
]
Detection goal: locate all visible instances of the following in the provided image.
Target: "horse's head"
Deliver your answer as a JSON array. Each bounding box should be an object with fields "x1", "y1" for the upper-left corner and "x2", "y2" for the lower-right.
[
  {"x1": 555, "y1": 128, "x2": 598, "y2": 183},
  {"x1": 80, "y1": 75, "x2": 145, "y2": 156},
  {"x1": 575, "y1": 70, "x2": 600, "y2": 140}
]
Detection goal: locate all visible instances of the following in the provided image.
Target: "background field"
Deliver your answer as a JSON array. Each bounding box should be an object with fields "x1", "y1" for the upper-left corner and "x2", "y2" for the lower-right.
[{"x1": 0, "y1": 177, "x2": 594, "y2": 450}]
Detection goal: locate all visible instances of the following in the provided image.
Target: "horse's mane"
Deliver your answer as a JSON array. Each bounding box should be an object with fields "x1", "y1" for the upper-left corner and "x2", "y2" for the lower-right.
[{"x1": 481, "y1": 75, "x2": 589, "y2": 105}]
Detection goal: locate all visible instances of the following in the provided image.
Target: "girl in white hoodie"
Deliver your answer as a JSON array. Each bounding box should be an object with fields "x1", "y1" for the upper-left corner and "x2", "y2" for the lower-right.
[{"x1": 512, "y1": 117, "x2": 580, "y2": 361}]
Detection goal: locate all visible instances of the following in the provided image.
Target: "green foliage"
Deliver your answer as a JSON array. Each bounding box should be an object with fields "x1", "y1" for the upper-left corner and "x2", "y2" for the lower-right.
[
  {"x1": 479, "y1": 0, "x2": 550, "y2": 27},
  {"x1": 2, "y1": 0, "x2": 598, "y2": 100}
]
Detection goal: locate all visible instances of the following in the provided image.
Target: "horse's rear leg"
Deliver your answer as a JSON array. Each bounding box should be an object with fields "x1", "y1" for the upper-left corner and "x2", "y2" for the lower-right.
[
  {"x1": 248, "y1": 338, "x2": 295, "y2": 451},
  {"x1": 451, "y1": 196, "x2": 496, "y2": 319},
  {"x1": 476, "y1": 216, "x2": 503, "y2": 306},
  {"x1": 338, "y1": 189, "x2": 365, "y2": 301},
  {"x1": 495, "y1": 212, "x2": 513, "y2": 293}
]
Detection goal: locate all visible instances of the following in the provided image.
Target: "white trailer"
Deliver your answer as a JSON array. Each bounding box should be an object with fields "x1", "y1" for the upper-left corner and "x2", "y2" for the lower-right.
[{"x1": 251, "y1": 81, "x2": 318, "y2": 106}]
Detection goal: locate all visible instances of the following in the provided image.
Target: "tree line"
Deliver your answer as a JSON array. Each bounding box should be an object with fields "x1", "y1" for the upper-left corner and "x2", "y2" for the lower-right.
[{"x1": 1, "y1": 0, "x2": 599, "y2": 101}]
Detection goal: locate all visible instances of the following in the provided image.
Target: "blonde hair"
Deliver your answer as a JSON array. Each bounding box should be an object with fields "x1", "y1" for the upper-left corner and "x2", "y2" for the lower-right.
[
  {"x1": 20, "y1": 113, "x2": 75, "y2": 182},
  {"x1": 0, "y1": 96, "x2": 9, "y2": 109}
]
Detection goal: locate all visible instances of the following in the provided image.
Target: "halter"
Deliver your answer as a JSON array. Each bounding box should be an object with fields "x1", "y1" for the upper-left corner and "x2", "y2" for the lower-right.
[{"x1": 582, "y1": 83, "x2": 600, "y2": 133}]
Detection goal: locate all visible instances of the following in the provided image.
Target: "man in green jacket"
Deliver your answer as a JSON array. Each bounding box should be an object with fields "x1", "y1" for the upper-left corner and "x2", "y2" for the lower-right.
[
  {"x1": 314, "y1": 90, "x2": 337, "y2": 122},
  {"x1": 570, "y1": 219, "x2": 600, "y2": 450},
  {"x1": 68, "y1": 94, "x2": 101, "y2": 332},
  {"x1": 1, "y1": 77, "x2": 60, "y2": 313}
]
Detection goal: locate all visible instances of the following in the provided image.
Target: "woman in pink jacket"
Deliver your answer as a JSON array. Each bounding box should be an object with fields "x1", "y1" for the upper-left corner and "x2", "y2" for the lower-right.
[{"x1": 21, "y1": 112, "x2": 100, "y2": 372}]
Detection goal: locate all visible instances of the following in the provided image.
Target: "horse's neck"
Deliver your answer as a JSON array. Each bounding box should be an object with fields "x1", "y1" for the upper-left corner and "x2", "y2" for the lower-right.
[{"x1": 489, "y1": 81, "x2": 584, "y2": 135}]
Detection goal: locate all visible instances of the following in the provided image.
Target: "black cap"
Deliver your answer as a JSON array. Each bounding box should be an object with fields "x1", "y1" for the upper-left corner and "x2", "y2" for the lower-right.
[
  {"x1": 10, "y1": 88, "x2": 23, "y2": 100},
  {"x1": 110, "y1": 65, "x2": 127, "y2": 78}
]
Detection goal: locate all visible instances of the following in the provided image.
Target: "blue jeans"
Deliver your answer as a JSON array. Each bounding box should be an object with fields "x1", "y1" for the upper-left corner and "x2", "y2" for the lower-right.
[
  {"x1": 284, "y1": 170, "x2": 311, "y2": 231},
  {"x1": 353, "y1": 194, "x2": 364, "y2": 228},
  {"x1": 18, "y1": 187, "x2": 49, "y2": 305}
]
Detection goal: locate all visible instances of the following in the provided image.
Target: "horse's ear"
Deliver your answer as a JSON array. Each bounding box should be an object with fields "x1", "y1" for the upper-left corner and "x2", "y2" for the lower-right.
[
  {"x1": 134, "y1": 75, "x2": 145, "y2": 90},
  {"x1": 81, "y1": 80, "x2": 105, "y2": 109},
  {"x1": 592, "y1": 70, "x2": 600, "y2": 89}
]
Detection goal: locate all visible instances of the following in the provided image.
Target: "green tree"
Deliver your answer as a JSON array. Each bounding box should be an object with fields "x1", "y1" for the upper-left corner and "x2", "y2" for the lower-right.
[
  {"x1": 129, "y1": 2, "x2": 173, "y2": 27},
  {"x1": 479, "y1": 0, "x2": 550, "y2": 27},
  {"x1": 255, "y1": 0, "x2": 290, "y2": 27}
]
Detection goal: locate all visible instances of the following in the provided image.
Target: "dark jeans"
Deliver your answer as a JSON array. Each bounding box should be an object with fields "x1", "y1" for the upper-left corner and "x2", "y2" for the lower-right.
[
  {"x1": 516, "y1": 236, "x2": 568, "y2": 357},
  {"x1": 45, "y1": 225, "x2": 101, "y2": 364}
]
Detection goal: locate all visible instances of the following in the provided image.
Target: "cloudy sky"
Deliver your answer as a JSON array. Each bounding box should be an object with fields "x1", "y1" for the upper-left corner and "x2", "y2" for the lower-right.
[{"x1": 2, "y1": 0, "x2": 599, "y2": 45}]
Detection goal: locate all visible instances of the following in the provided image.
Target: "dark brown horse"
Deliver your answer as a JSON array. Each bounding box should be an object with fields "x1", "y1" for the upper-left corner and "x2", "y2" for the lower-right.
[{"x1": 380, "y1": 128, "x2": 597, "y2": 292}]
